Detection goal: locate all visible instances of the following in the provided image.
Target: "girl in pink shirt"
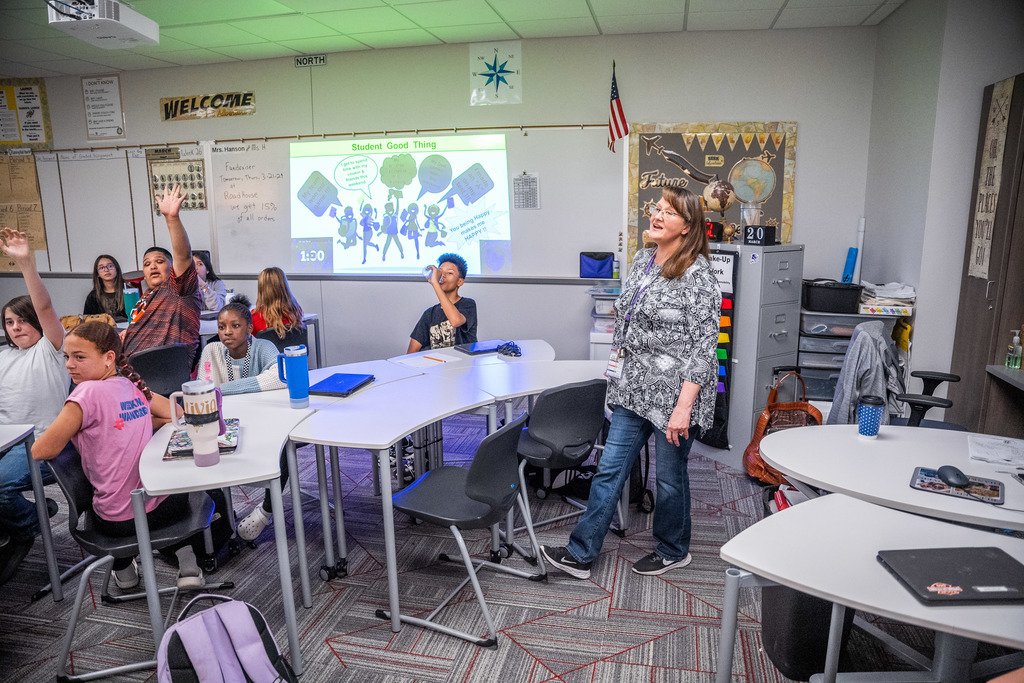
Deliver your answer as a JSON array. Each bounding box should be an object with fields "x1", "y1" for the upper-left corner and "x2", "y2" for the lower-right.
[{"x1": 32, "y1": 321, "x2": 207, "y2": 591}]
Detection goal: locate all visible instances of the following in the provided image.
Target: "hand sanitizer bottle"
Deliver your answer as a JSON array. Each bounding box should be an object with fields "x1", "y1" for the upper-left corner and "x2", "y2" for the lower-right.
[{"x1": 1007, "y1": 330, "x2": 1022, "y2": 370}]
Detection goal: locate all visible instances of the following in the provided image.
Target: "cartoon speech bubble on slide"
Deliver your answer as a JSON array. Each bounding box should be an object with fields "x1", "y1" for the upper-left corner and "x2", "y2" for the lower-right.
[
  {"x1": 335, "y1": 155, "x2": 378, "y2": 200},
  {"x1": 416, "y1": 154, "x2": 453, "y2": 200},
  {"x1": 440, "y1": 163, "x2": 494, "y2": 206},
  {"x1": 297, "y1": 171, "x2": 340, "y2": 217}
]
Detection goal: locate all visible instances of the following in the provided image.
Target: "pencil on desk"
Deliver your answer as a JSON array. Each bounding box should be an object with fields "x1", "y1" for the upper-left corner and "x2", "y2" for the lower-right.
[{"x1": 423, "y1": 356, "x2": 444, "y2": 363}]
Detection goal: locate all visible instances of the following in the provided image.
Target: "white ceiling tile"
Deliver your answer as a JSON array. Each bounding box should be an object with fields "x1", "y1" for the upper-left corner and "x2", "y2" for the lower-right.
[
  {"x1": 589, "y1": 0, "x2": 688, "y2": 15},
  {"x1": 230, "y1": 15, "x2": 340, "y2": 41},
  {"x1": 774, "y1": 5, "x2": 876, "y2": 28},
  {"x1": 346, "y1": 28, "x2": 443, "y2": 48},
  {"x1": 162, "y1": 24, "x2": 270, "y2": 48},
  {"x1": 863, "y1": 2, "x2": 903, "y2": 25},
  {"x1": 0, "y1": 14, "x2": 59, "y2": 40},
  {"x1": 786, "y1": 0, "x2": 879, "y2": 6},
  {"x1": 276, "y1": 0, "x2": 385, "y2": 10},
  {"x1": 0, "y1": 60, "x2": 65, "y2": 78},
  {"x1": 309, "y1": 6, "x2": 418, "y2": 33},
  {"x1": 597, "y1": 13, "x2": 688, "y2": 34},
  {"x1": 429, "y1": 23, "x2": 519, "y2": 42},
  {"x1": 277, "y1": 36, "x2": 371, "y2": 53},
  {"x1": 32, "y1": 59, "x2": 114, "y2": 76},
  {"x1": 88, "y1": 53, "x2": 181, "y2": 71},
  {"x1": 487, "y1": 0, "x2": 593, "y2": 22},
  {"x1": 689, "y1": 0, "x2": 783, "y2": 11},
  {"x1": 508, "y1": 16, "x2": 601, "y2": 38},
  {"x1": 129, "y1": 36, "x2": 202, "y2": 56},
  {"x1": 1, "y1": 8, "x2": 50, "y2": 26},
  {"x1": 394, "y1": 0, "x2": 503, "y2": 28},
  {"x1": 129, "y1": 0, "x2": 295, "y2": 26},
  {"x1": 0, "y1": 41, "x2": 70, "y2": 63},
  {"x1": 0, "y1": 0, "x2": 44, "y2": 8},
  {"x1": 208, "y1": 43, "x2": 304, "y2": 60},
  {"x1": 25, "y1": 36, "x2": 124, "y2": 60},
  {"x1": 149, "y1": 50, "x2": 243, "y2": 66},
  {"x1": 687, "y1": 10, "x2": 778, "y2": 30}
]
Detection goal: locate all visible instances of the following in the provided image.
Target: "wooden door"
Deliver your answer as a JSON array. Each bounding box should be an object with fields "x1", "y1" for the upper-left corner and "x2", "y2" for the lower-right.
[{"x1": 948, "y1": 73, "x2": 1024, "y2": 434}]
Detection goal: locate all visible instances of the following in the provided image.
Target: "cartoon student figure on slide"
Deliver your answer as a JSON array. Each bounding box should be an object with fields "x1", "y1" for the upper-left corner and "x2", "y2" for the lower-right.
[
  {"x1": 423, "y1": 203, "x2": 448, "y2": 248},
  {"x1": 358, "y1": 202, "x2": 380, "y2": 264},
  {"x1": 401, "y1": 203, "x2": 421, "y2": 260},
  {"x1": 331, "y1": 205, "x2": 358, "y2": 249},
  {"x1": 380, "y1": 200, "x2": 404, "y2": 262}
]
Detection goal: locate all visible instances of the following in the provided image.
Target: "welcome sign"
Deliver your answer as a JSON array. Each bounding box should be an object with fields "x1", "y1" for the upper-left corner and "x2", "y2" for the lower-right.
[{"x1": 161, "y1": 91, "x2": 255, "y2": 121}]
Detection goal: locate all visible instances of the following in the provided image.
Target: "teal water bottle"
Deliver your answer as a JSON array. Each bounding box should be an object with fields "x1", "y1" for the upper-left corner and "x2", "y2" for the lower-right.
[
  {"x1": 277, "y1": 345, "x2": 310, "y2": 408},
  {"x1": 123, "y1": 284, "x2": 140, "y2": 317}
]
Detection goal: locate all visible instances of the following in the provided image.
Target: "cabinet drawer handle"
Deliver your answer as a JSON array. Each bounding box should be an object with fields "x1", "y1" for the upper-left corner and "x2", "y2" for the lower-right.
[
  {"x1": 772, "y1": 277, "x2": 792, "y2": 286},
  {"x1": 769, "y1": 330, "x2": 789, "y2": 339}
]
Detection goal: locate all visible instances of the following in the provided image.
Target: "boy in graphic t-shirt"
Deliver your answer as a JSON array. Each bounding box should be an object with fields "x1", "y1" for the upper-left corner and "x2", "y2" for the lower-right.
[{"x1": 407, "y1": 253, "x2": 477, "y2": 353}]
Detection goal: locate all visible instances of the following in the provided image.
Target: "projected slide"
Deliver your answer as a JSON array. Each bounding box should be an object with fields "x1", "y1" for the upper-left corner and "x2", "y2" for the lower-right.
[{"x1": 289, "y1": 134, "x2": 511, "y2": 275}]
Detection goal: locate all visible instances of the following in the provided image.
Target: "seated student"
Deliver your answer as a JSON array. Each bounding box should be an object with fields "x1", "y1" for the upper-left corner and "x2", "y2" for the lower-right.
[
  {"x1": 121, "y1": 185, "x2": 201, "y2": 360},
  {"x1": 83, "y1": 254, "x2": 130, "y2": 323},
  {"x1": 31, "y1": 321, "x2": 209, "y2": 590},
  {"x1": 0, "y1": 228, "x2": 71, "y2": 584},
  {"x1": 407, "y1": 252, "x2": 477, "y2": 353},
  {"x1": 252, "y1": 267, "x2": 304, "y2": 340},
  {"x1": 192, "y1": 250, "x2": 227, "y2": 312},
  {"x1": 196, "y1": 297, "x2": 288, "y2": 541}
]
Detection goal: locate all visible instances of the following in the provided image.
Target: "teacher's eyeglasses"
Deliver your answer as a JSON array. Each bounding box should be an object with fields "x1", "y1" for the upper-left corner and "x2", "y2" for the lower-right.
[{"x1": 650, "y1": 206, "x2": 681, "y2": 219}]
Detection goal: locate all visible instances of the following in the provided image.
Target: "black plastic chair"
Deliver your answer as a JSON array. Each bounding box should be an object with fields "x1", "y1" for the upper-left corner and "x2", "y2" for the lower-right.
[
  {"x1": 892, "y1": 371, "x2": 964, "y2": 430},
  {"x1": 380, "y1": 414, "x2": 544, "y2": 647},
  {"x1": 256, "y1": 326, "x2": 308, "y2": 353},
  {"x1": 503, "y1": 380, "x2": 611, "y2": 558},
  {"x1": 47, "y1": 445, "x2": 231, "y2": 681},
  {"x1": 129, "y1": 342, "x2": 194, "y2": 397}
]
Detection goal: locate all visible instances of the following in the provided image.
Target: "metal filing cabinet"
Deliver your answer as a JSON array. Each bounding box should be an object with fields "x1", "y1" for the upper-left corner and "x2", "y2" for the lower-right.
[{"x1": 717, "y1": 243, "x2": 804, "y2": 451}]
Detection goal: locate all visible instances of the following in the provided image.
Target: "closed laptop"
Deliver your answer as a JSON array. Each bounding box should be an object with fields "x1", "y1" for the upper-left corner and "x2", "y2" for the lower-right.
[
  {"x1": 877, "y1": 547, "x2": 1024, "y2": 605},
  {"x1": 454, "y1": 339, "x2": 506, "y2": 355},
  {"x1": 309, "y1": 373, "x2": 375, "y2": 397}
]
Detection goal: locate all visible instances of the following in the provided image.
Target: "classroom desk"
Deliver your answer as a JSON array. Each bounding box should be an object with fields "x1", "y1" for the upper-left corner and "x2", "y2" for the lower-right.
[
  {"x1": 760, "y1": 424, "x2": 1024, "y2": 531},
  {"x1": 8, "y1": 424, "x2": 66, "y2": 603},
  {"x1": 387, "y1": 339, "x2": 556, "y2": 369},
  {"x1": 715, "y1": 494, "x2": 1024, "y2": 683},
  {"x1": 286, "y1": 370, "x2": 496, "y2": 629},
  {"x1": 133, "y1": 400, "x2": 314, "y2": 674}
]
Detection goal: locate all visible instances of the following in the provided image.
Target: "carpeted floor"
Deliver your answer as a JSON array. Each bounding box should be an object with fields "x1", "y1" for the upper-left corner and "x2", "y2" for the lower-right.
[{"x1": 0, "y1": 410, "x2": 977, "y2": 682}]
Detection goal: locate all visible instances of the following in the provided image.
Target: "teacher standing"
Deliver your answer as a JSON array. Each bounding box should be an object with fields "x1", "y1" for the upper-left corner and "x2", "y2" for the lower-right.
[{"x1": 542, "y1": 186, "x2": 721, "y2": 579}]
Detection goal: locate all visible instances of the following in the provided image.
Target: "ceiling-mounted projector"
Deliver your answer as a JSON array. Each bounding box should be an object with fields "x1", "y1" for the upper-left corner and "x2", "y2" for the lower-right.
[{"x1": 47, "y1": 0, "x2": 159, "y2": 49}]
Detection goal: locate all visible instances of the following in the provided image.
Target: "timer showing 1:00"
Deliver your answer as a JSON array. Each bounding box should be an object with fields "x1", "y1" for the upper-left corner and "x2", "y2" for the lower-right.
[{"x1": 290, "y1": 237, "x2": 333, "y2": 273}]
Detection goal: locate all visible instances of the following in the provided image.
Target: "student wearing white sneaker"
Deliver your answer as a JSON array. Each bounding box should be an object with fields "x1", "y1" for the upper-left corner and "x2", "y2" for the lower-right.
[
  {"x1": 195, "y1": 295, "x2": 287, "y2": 543},
  {"x1": 541, "y1": 186, "x2": 721, "y2": 580},
  {"x1": 30, "y1": 320, "x2": 208, "y2": 591}
]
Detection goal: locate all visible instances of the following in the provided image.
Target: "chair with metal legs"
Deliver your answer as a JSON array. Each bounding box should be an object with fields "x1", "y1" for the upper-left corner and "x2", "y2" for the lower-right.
[
  {"x1": 378, "y1": 414, "x2": 545, "y2": 647},
  {"x1": 46, "y1": 445, "x2": 232, "y2": 681},
  {"x1": 503, "y1": 379, "x2": 610, "y2": 560}
]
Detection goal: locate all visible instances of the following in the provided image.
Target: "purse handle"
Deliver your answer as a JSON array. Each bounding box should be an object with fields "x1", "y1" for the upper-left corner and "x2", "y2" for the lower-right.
[{"x1": 766, "y1": 369, "x2": 808, "y2": 404}]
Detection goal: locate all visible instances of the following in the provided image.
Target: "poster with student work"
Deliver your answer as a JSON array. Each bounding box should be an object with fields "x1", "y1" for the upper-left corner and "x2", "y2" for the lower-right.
[
  {"x1": 0, "y1": 79, "x2": 52, "y2": 149},
  {"x1": 289, "y1": 134, "x2": 512, "y2": 276},
  {"x1": 0, "y1": 150, "x2": 47, "y2": 272}
]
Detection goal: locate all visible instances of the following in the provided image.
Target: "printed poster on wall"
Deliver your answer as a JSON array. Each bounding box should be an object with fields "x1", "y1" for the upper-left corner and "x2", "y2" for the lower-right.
[
  {"x1": 82, "y1": 75, "x2": 126, "y2": 139},
  {"x1": 0, "y1": 148, "x2": 47, "y2": 272},
  {"x1": 0, "y1": 78, "x2": 52, "y2": 149},
  {"x1": 470, "y1": 41, "x2": 522, "y2": 106},
  {"x1": 161, "y1": 91, "x2": 255, "y2": 121}
]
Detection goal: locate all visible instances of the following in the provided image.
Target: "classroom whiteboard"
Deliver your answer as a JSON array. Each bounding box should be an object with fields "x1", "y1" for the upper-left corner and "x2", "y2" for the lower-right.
[
  {"x1": 209, "y1": 129, "x2": 623, "y2": 278},
  {"x1": 31, "y1": 129, "x2": 623, "y2": 278}
]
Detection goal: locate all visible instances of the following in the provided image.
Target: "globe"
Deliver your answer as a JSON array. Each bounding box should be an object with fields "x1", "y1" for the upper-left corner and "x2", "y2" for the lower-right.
[
  {"x1": 703, "y1": 179, "x2": 737, "y2": 214},
  {"x1": 728, "y1": 157, "x2": 777, "y2": 204}
]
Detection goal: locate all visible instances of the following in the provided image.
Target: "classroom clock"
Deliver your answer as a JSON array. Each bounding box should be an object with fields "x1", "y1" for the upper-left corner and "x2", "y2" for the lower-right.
[{"x1": 290, "y1": 237, "x2": 333, "y2": 274}]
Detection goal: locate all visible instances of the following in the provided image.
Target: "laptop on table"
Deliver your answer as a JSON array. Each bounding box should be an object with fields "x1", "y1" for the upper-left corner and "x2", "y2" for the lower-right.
[
  {"x1": 877, "y1": 546, "x2": 1024, "y2": 605},
  {"x1": 309, "y1": 373, "x2": 375, "y2": 397}
]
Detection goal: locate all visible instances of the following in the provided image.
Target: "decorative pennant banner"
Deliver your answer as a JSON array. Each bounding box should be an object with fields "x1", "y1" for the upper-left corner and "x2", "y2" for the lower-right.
[
  {"x1": 711, "y1": 133, "x2": 725, "y2": 150},
  {"x1": 683, "y1": 133, "x2": 695, "y2": 150},
  {"x1": 727, "y1": 133, "x2": 739, "y2": 151},
  {"x1": 771, "y1": 132, "x2": 785, "y2": 150},
  {"x1": 470, "y1": 41, "x2": 522, "y2": 106},
  {"x1": 756, "y1": 132, "x2": 769, "y2": 149},
  {"x1": 696, "y1": 133, "x2": 710, "y2": 150}
]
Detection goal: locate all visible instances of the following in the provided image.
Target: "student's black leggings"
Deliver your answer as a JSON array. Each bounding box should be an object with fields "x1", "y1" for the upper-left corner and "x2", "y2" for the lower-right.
[{"x1": 92, "y1": 494, "x2": 206, "y2": 571}]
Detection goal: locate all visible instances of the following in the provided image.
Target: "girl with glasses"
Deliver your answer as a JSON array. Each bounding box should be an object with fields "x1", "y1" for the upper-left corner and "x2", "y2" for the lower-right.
[{"x1": 84, "y1": 254, "x2": 130, "y2": 323}]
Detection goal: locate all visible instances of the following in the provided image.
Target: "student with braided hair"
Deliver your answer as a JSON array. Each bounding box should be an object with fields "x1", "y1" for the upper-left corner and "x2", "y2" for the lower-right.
[
  {"x1": 31, "y1": 321, "x2": 210, "y2": 591},
  {"x1": 197, "y1": 296, "x2": 286, "y2": 542}
]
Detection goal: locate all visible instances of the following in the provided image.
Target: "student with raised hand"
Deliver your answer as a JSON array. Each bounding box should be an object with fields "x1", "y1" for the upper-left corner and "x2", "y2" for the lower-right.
[
  {"x1": 121, "y1": 184, "x2": 201, "y2": 359},
  {"x1": 83, "y1": 254, "x2": 129, "y2": 322},
  {"x1": 31, "y1": 321, "x2": 210, "y2": 591},
  {"x1": 407, "y1": 252, "x2": 477, "y2": 353},
  {"x1": 0, "y1": 227, "x2": 70, "y2": 585},
  {"x1": 196, "y1": 296, "x2": 290, "y2": 542},
  {"x1": 251, "y1": 266, "x2": 304, "y2": 340},
  {"x1": 192, "y1": 250, "x2": 227, "y2": 312}
]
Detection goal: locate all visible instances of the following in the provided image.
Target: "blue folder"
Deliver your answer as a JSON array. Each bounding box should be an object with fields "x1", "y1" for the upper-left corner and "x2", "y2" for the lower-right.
[{"x1": 309, "y1": 373, "x2": 375, "y2": 397}]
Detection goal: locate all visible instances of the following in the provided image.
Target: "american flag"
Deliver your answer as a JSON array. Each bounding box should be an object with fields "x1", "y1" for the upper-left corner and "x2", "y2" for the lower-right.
[{"x1": 607, "y1": 61, "x2": 628, "y2": 152}]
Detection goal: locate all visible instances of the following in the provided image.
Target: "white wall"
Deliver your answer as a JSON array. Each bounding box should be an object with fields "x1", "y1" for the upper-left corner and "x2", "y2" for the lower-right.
[{"x1": 914, "y1": 0, "x2": 1024, "y2": 382}]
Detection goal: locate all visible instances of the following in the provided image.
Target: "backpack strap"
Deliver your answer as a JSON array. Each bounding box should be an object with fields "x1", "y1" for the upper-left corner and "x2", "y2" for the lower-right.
[{"x1": 213, "y1": 601, "x2": 283, "y2": 683}]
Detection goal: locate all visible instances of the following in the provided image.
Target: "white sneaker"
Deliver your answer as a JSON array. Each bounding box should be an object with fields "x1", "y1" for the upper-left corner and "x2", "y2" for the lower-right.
[
  {"x1": 113, "y1": 558, "x2": 139, "y2": 589},
  {"x1": 237, "y1": 505, "x2": 271, "y2": 541},
  {"x1": 175, "y1": 547, "x2": 205, "y2": 591}
]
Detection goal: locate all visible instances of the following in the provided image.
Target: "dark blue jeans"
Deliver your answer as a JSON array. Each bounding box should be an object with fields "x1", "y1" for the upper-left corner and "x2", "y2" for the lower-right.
[
  {"x1": 0, "y1": 443, "x2": 53, "y2": 542},
  {"x1": 567, "y1": 406, "x2": 697, "y2": 565}
]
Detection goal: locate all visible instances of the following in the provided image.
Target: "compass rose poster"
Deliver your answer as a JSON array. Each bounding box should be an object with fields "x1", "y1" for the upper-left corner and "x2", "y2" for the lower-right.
[
  {"x1": 627, "y1": 122, "x2": 797, "y2": 263},
  {"x1": 469, "y1": 41, "x2": 522, "y2": 106}
]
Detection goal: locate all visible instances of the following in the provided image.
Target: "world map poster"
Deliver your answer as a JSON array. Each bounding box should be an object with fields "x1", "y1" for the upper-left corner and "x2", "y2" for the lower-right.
[{"x1": 627, "y1": 122, "x2": 797, "y2": 266}]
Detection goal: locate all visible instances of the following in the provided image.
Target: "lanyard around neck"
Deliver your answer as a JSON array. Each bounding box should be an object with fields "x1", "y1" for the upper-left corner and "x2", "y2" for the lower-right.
[{"x1": 620, "y1": 253, "x2": 658, "y2": 339}]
